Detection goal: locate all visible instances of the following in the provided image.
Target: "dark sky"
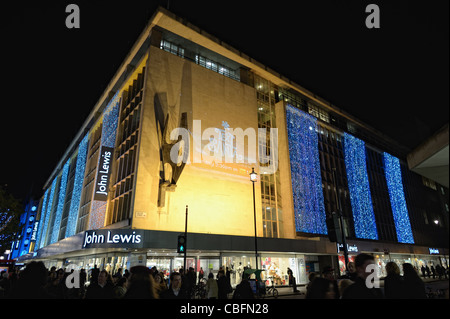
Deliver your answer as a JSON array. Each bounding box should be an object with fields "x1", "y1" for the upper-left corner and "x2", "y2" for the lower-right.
[{"x1": 1, "y1": 0, "x2": 448, "y2": 203}]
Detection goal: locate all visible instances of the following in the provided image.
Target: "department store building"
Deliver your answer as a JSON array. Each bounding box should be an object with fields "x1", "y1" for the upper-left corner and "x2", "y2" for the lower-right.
[{"x1": 17, "y1": 7, "x2": 449, "y2": 287}]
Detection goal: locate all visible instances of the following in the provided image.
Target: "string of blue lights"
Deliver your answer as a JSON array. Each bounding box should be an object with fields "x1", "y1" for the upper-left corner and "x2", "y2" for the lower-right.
[
  {"x1": 343, "y1": 133, "x2": 378, "y2": 240},
  {"x1": 50, "y1": 159, "x2": 71, "y2": 244},
  {"x1": 34, "y1": 188, "x2": 49, "y2": 250},
  {"x1": 383, "y1": 152, "x2": 414, "y2": 244},
  {"x1": 65, "y1": 133, "x2": 89, "y2": 238},
  {"x1": 37, "y1": 177, "x2": 58, "y2": 249},
  {"x1": 286, "y1": 105, "x2": 327, "y2": 235}
]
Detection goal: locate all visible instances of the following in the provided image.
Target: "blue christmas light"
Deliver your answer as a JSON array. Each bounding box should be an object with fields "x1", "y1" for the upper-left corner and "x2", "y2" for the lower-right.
[
  {"x1": 101, "y1": 92, "x2": 120, "y2": 148},
  {"x1": 383, "y1": 152, "x2": 414, "y2": 244},
  {"x1": 50, "y1": 159, "x2": 70, "y2": 244},
  {"x1": 34, "y1": 189, "x2": 49, "y2": 251},
  {"x1": 286, "y1": 105, "x2": 327, "y2": 234},
  {"x1": 38, "y1": 177, "x2": 58, "y2": 248},
  {"x1": 343, "y1": 133, "x2": 378, "y2": 240},
  {"x1": 65, "y1": 133, "x2": 89, "y2": 238}
]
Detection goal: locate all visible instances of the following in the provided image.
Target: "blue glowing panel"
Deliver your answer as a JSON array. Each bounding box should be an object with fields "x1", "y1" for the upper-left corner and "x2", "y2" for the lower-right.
[
  {"x1": 286, "y1": 105, "x2": 327, "y2": 234},
  {"x1": 34, "y1": 189, "x2": 49, "y2": 251},
  {"x1": 383, "y1": 153, "x2": 414, "y2": 244},
  {"x1": 88, "y1": 93, "x2": 120, "y2": 230},
  {"x1": 50, "y1": 159, "x2": 70, "y2": 244},
  {"x1": 343, "y1": 133, "x2": 378, "y2": 240},
  {"x1": 65, "y1": 133, "x2": 89, "y2": 238},
  {"x1": 101, "y1": 92, "x2": 120, "y2": 148},
  {"x1": 38, "y1": 177, "x2": 58, "y2": 248}
]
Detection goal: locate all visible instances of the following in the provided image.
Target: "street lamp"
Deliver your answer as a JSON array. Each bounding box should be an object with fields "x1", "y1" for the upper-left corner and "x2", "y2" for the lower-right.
[{"x1": 250, "y1": 167, "x2": 258, "y2": 270}]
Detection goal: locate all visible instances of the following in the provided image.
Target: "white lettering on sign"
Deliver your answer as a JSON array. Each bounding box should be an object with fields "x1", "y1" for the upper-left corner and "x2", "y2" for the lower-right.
[
  {"x1": 94, "y1": 147, "x2": 114, "y2": 200},
  {"x1": 429, "y1": 248, "x2": 440, "y2": 255},
  {"x1": 83, "y1": 230, "x2": 142, "y2": 248}
]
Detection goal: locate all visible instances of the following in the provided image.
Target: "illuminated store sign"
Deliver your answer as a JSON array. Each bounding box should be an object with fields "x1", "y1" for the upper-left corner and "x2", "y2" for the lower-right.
[
  {"x1": 337, "y1": 243, "x2": 358, "y2": 253},
  {"x1": 82, "y1": 229, "x2": 144, "y2": 249},
  {"x1": 93, "y1": 146, "x2": 114, "y2": 201},
  {"x1": 429, "y1": 248, "x2": 440, "y2": 255},
  {"x1": 30, "y1": 221, "x2": 40, "y2": 242}
]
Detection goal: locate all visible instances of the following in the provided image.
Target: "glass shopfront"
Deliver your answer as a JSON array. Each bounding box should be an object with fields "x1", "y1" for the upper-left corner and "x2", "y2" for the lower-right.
[
  {"x1": 221, "y1": 253, "x2": 310, "y2": 287},
  {"x1": 145, "y1": 255, "x2": 220, "y2": 281},
  {"x1": 373, "y1": 253, "x2": 446, "y2": 277},
  {"x1": 63, "y1": 253, "x2": 129, "y2": 283},
  {"x1": 146, "y1": 257, "x2": 172, "y2": 279},
  {"x1": 199, "y1": 258, "x2": 220, "y2": 279},
  {"x1": 221, "y1": 254, "x2": 257, "y2": 288},
  {"x1": 338, "y1": 255, "x2": 355, "y2": 276}
]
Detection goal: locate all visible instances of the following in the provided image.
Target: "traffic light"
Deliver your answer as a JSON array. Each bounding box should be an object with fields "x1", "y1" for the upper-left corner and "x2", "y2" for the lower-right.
[{"x1": 177, "y1": 235, "x2": 186, "y2": 253}]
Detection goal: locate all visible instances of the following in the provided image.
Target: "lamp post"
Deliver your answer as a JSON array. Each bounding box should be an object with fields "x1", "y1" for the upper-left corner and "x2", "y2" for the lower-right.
[
  {"x1": 332, "y1": 168, "x2": 349, "y2": 273},
  {"x1": 250, "y1": 168, "x2": 258, "y2": 270}
]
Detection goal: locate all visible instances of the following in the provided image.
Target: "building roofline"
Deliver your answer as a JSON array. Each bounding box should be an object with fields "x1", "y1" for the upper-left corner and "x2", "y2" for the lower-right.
[{"x1": 43, "y1": 6, "x2": 410, "y2": 191}]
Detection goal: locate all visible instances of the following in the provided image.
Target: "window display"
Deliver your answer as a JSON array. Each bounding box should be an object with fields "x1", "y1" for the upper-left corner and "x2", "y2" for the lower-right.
[
  {"x1": 147, "y1": 257, "x2": 171, "y2": 279},
  {"x1": 222, "y1": 255, "x2": 258, "y2": 287},
  {"x1": 338, "y1": 255, "x2": 355, "y2": 276}
]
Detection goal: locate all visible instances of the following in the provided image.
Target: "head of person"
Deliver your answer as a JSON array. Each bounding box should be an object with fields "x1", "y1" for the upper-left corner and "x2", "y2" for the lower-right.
[
  {"x1": 170, "y1": 272, "x2": 182, "y2": 290},
  {"x1": 354, "y1": 253, "x2": 376, "y2": 280},
  {"x1": 57, "y1": 268, "x2": 65, "y2": 280},
  {"x1": 128, "y1": 266, "x2": 158, "y2": 298},
  {"x1": 402, "y1": 263, "x2": 419, "y2": 279},
  {"x1": 154, "y1": 273, "x2": 162, "y2": 284},
  {"x1": 117, "y1": 276, "x2": 127, "y2": 287},
  {"x1": 347, "y1": 262, "x2": 356, "y2": 273},
  {"x1": 322, "y1": 266, "x2": 335, "y2": 280},
  {"x1": 306, "y1": 277, "x2": 336, "y2": 299},
  {"x1": 308, "y1": 272, "x2": 318, "y2": 283},
  {"x1": 385, "y1": 262, "x2": 400, "y2": 276},
  {"x1": 98, "y1": 270, "x2": 108, "y2": 286},
  {"x1": 20, "y1": 261, "x2": 48, "y2": 287}
]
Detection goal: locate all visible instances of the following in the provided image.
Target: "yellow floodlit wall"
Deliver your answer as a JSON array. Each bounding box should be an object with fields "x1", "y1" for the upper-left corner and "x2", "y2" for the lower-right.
[{"x1": 132, "y1": 47, "x2": 263, "y2": 237}]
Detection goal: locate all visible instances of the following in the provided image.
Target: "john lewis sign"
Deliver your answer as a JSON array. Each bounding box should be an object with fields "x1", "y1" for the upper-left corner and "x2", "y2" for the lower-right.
[
  {"x1": 93, "y1": 146, "x2": 114, "y2": 201},
  {"x1": 82, "y1": 229, "x2": 144, "y2": 249}
]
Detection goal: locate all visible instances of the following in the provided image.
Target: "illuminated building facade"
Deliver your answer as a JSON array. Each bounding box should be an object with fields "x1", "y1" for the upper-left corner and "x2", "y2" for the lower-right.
[
  {"x1": 19, "y1": 8, "x2": 448, "y2": 284},
  {"x1": 10, "y1": 200, "x2": 39, "y2": 260}
]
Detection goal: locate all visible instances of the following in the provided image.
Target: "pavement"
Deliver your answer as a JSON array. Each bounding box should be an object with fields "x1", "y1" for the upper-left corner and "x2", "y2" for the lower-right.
[{"x1": 261, "y1": 277, "x2": 449, "y2": 299}]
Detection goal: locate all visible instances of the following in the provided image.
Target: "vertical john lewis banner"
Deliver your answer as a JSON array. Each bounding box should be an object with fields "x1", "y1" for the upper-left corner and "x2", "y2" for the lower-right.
[{"x1": 93, "y1": 146, "x2": 114, "y2": 201}]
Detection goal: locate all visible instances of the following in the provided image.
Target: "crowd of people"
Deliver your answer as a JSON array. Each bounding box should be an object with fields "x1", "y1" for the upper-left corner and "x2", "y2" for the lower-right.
[
  {"x1": 1, "y1": 254, "x2": 448, "y2": 299},
  {"x1": 305, "y1": 253, "x2": 449, "y2": 299},
  {"x1": 0, "y1": 261, "x2": 247, "y2": 300}
]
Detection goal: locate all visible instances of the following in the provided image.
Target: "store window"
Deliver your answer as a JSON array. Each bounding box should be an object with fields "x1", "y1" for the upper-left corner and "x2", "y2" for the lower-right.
[
  {"x1": 147, "y1": 257, "x2": 172, "y2": 279},
  {"x1": 199, "y1": 258, "x2": 220, "y2": 280},
  {"x1": 338, "y1": 255, "x2": 355, "y2": 276},
  {"x1": 260, "y1": 255, "x2": 306, "y2": 286},
  {"x1": 222, "y1": 255, "x2": 257, "y2": 288},
  {"x1": 174, "y1": 257, "x2": 196, "y2": 272}
]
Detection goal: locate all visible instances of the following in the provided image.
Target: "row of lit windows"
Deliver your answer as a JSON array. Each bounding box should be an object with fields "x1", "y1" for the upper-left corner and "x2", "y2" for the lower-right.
[
  {"x1": 255, "y1": 75, "x2": 283, "y2": 239},
  {"x1": 160, "y1": 39, "x2": 240, "y2": 81},
  {"x1": 107, "y1": 71, "x2": 144, "y2": 225}
]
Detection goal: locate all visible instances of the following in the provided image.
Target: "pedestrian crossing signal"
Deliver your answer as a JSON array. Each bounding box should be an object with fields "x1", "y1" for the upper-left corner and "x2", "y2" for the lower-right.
[{"x1": 177, "y1": 235, "x2": 186, "y2": 253}]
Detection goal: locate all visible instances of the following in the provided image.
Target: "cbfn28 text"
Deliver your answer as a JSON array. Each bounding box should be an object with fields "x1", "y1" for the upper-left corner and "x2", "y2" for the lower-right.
[{"x1": 224, "y1": 304, "x2": 269, "y2": 314}]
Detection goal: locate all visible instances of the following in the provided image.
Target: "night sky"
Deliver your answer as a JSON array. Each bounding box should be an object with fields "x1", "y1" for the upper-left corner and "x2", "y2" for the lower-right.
[{"x1": 1, "y1": 0, "x2": 448, "y2": 204}]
